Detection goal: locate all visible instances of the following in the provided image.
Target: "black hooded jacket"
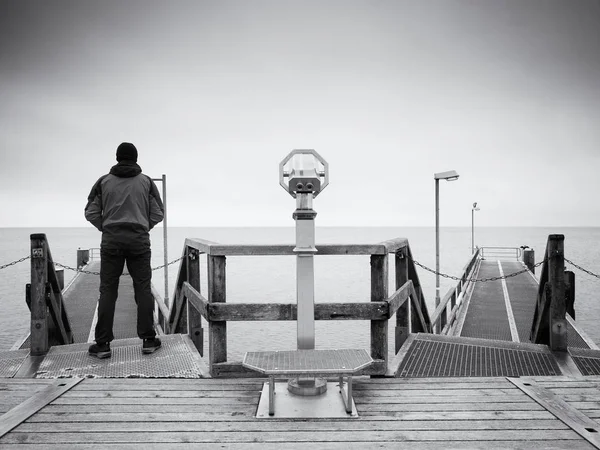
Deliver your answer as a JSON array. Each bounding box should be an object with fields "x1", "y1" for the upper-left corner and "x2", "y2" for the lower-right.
[{"x1": 84, "y1": 161, "x2": 164, "y2": 250}]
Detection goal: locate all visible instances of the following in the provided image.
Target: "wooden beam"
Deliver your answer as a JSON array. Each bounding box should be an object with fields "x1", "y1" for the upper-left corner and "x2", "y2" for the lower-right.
[
  {"x1": 0, "y1": 378, "x2": 83, "y2": 438},
  {"x1": 508, "y1": 377, "x2": 600, "y2": 448},
  {"x1": 208, "y1": 255, "x2": 227, "y2": 372},
  {"x1": 387, "y1": 281, "x2": 411, "y2": 317},
  {"x1": 548, "y1": 235, "x2": 567, "y2": 351},
  {"x1": 182, "y1": 282, "x2": 209, "y2": 318},
  {"x1": 207, "y1": 302, "x2": 388, "y2": 321},
  {"x1": 30, "y1": 234, "x2": 49, "y2": 356},
  {"x1": 410, "y1": 284, "x2": 430, "y2": 333},
  {"x1": 45, "y1": 285, "x2": 73, "y2": 344},
  {"x1": 395, "y1": 249, "x2": 410, "y2": 353},
  {"x1": 186, "y1": 250, "x2": 204, "y2": 356},
  {"x1": 370, "y1": 254, "x2": 388, "y2": 369},
  {"x1": 184, "y1": 239, "x2": 405, "y2": 256}
]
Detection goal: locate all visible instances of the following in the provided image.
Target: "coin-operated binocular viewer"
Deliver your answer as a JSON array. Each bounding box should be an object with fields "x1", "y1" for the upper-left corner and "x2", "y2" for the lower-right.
[
  {"x1": 280, "y1": 149, "x2": 329, "y2": 395},
  {"x1": 280, "y1": 150, "x2": 328, "y2": 350}
]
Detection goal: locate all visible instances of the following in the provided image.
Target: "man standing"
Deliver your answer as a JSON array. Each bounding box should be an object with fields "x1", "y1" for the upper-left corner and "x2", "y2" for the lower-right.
[{"x1": 85, "y1": 142, "x2": 164, "y2": 358}]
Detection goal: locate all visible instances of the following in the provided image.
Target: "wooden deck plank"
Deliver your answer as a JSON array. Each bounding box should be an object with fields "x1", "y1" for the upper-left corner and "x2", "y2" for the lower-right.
[
  {"x1": 0, "y1": 429, "x2": 583, "y2": 444},
  {"x1": 28, "y1": 408, "x2": 556, "y2": 421},
  {"x1": 0, "y1": 442, "x2": 593, "y2": 450},
  {"x1": 15, "y1": 419, "x2": 569, "y2": 432}
]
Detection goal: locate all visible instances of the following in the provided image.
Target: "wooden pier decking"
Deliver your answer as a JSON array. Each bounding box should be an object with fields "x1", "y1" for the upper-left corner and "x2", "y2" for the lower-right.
[{"x1": 2, "y1": 376, "x2": 600, "y2": 448}]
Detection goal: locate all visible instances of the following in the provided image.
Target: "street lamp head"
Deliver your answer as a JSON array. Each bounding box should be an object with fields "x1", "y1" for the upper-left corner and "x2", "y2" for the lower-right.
[
  {"x1": 434, "y1": 170, "x2": 459, "y2": 181},
  {"x1": 472, "y1": 202, "x2": 480, "y2": 211}
]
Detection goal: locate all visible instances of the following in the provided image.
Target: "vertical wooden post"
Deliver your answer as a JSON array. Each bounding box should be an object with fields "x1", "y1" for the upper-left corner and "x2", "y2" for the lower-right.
[
  {"x1": 439, "y1": 293, "x2": 448, "y2": 332},
  {"x1": 370, "y1": 254, "x2": 388, "y2": 368},
  {"x1": 187, "y1": 249, "x2": 204, "y2": 356},
  {"x1": 208, "y1": 255, "x2": 227, "y2": 373},
  {"x1": 55, "y1": 268, "x2": 64, "y2": 291},
  {"x1": 395, "y1": 249, "x2": 409, "y2": 353},
  {"x1": 174, "y1": 251, "x2": 189, "y2": 335},
  {"x1": 523, "y1": 249, "x2": 535, "y2": 274},
  {"x1": 30, "y1": 234, "x2": 49, "y2": 356},
  {"x1": 565, "y1": 270, "x2": 575, "y2": 319},
  {"x1": 548, "y1": 234, "x2": 567, "y2": 352},
  {"x1": 76, "y1": 249, "x2": 89, "y2": 269},
  {"x1": 408, "y1": 262, "x2": 425, "y2": 333}
]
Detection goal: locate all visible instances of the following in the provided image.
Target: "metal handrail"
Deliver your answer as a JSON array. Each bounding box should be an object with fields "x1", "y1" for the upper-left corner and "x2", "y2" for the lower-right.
[{"x1": 480, "y1": 246, "x2": 522, "y2": 260}]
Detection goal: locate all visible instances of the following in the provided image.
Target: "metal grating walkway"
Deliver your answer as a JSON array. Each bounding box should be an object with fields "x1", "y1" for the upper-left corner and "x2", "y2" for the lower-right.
[
  {"x1": 34, "y1": 334, "x2": 208, "y2": 378},
  {"x1": 0, "y1": 349, "x2": 29, "y2": 378},
  {"x1": 460, "y1": 261, "x2": 512, "y2": 341},
  {"x1": 397, "y1": 334, "x2": 561, "y2": 378},
  {"x1": 501, "y1": 261, "x2": 538, "y2": 342},
  {"x1": 569, "y1": 347, "x2": 600, "y2": 375}
]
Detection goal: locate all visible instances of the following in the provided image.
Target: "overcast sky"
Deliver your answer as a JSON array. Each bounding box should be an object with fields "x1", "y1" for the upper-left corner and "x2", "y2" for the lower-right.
[{"x1": 1, "y1": 0, "x2": 599, "y2": 228}]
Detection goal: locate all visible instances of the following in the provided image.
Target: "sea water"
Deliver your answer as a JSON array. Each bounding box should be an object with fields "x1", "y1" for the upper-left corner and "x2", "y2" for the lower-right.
[{"x1": 1, "y1": 227, "x2": 599, "y2": 359}]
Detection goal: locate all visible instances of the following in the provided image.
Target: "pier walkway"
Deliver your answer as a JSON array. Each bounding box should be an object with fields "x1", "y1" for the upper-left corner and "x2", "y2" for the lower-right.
[{"x1": 457, "y1": 259, "x2": 596, "y2": 350}]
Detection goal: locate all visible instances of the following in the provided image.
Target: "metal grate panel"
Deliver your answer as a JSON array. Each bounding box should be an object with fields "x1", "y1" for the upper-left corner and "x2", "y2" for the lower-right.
[
  {"x1": 460, "y1": 262, "x2": 512, "y2": 341},
  {"x1": 501, "y1": 261, "x2": 537, "y2": 342},
  {"x1": 243, "y1": 349, "x2": 372, "y2": 375},
  {"x1": 35, "y1": 335, "x2": 204, "y2": 378},
  {"x1": 567, "y1": 320, "x2": 591, "y2": 349},
  {"x1": 569, "y1": 348, "x2": 600, "y2": 375},
  {"x1": 398, "y1": 335, "x2": 561, "y2": 378},
  {"x1": 0, "y1": 349, "x2": 29, "y2": 378}
]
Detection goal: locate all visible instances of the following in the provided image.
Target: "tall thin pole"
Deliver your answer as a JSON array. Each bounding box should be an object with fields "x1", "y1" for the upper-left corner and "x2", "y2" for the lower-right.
[
  {"x1": 435, "y1": 179, "x2": 440, "y2": 308},
  {"x1": 471, "y1": 208, "x2": 474, "y2": 254},
  {"x1": 161, "y1": 174, "x2": 168, "y2": 305}
]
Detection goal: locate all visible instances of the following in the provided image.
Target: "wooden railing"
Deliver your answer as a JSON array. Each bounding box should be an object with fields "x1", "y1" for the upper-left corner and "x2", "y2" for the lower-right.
[
  {"x1": 28, "y1": 234, "x2": 74, "y2": 356},
  {"x1": 430, "y1": 248, "x2": 480, "y2": 335},
  {"x1": 530, "y1": 234, "x2": 573, "y2": 351},
  {"x1": 158, "y1": 237, "x2": 432, "y2": 378}
]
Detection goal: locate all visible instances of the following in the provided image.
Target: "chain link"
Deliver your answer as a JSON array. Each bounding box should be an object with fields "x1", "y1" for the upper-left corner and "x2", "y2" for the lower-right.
[
  {"x1": 0, "y1": 255, "x2": 31, "y2": 271},
  {"x1": 54, "y1": 256, "x2": 184, "y2": 276},
  {"x1": 565, "y1": 258, "x2": 600, "y2": 279},
  {"x1": 409, "y1": 257, "x2": 546, "y2": 283}
]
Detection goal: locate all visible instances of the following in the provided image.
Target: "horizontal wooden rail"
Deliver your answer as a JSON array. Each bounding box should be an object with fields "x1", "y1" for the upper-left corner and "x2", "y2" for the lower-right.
[
  {"x1": 184, "y1": 237, "x2": 408, "y2": 256},
  {"x1": 206, "y1": 301, "x2": 388, "y2": 321}
]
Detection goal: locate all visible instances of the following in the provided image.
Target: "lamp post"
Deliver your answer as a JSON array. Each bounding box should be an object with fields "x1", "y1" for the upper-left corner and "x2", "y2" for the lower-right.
[
  {"x1": 471, "y1": 202, "x2": 480, "y2": 254},
  {"x1": 434, "y1": 170, "x2": 459, "y2": 309},
  {"x1": 151, "y1": 174, "x2": 168, "y2": 305}
]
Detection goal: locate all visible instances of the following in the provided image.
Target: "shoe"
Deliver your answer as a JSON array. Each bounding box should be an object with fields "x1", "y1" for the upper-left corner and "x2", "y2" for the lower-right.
[
  {"x1": 142, "y1": 337, "x2": 161, "y2": 354},
  {"x1": 89, "y1": 342, "x2": 111, "y2": 359}
]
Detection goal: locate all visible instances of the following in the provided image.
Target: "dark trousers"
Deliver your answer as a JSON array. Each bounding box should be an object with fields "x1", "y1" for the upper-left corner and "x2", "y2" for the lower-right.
[{"x1": 95, "y1": 246, "x2": 156, "y2": 343}]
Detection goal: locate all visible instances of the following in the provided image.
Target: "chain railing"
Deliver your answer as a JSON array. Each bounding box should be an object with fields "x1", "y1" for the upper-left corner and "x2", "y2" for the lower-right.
[
  {"x1": 3, "y1": 253, "x2": 599, "y2": 286},
  {"x1": 410, "y1": 257, "x2": 546, "y2": 283},
  {"x1": 0, "y1": 255, "x2": 31, "y2": 270},
  {"x1": 565, "y1": 258, "x2": 600, "y2": 280},
  {"x1": 0, "y1": 254, "x2": 183, "y2": 277},
  {"x1": 53, "y1": 257, "x2": 184, "y2": 276}
]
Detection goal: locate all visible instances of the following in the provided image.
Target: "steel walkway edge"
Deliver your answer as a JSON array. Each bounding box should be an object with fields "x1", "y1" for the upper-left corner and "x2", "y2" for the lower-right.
[
  {"x1": 395, "y1": 333, "x2": 600, "y2": 378},
  {"x1": 1, "y1": 334, "x2": 209, "y2": 379}
]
